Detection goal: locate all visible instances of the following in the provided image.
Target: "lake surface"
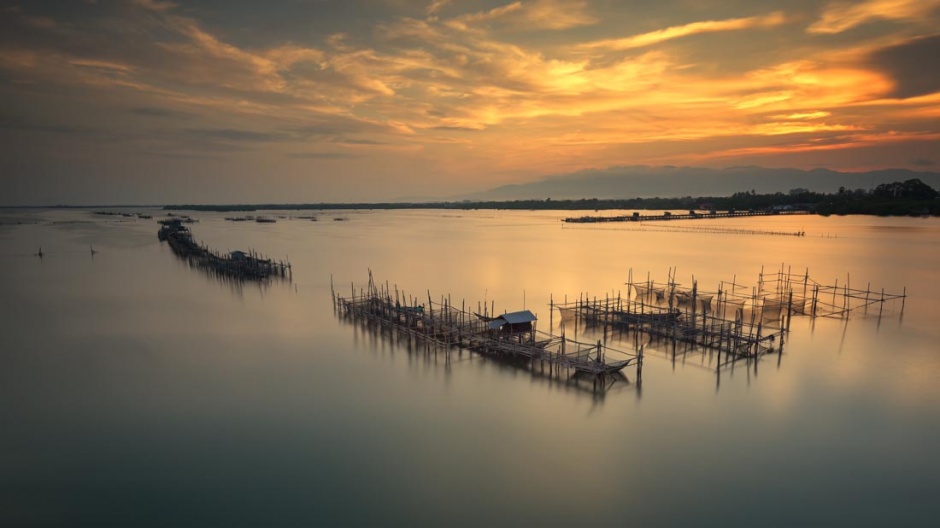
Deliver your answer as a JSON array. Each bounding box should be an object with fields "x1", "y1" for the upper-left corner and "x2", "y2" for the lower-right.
[{"x1": 2, "y1": 208, "x2": 939, "y2": 526}]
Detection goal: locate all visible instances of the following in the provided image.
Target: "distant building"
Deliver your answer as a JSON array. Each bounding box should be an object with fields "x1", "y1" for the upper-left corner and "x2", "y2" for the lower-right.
[
  {"x1": 789, "y1": 188, "x2": 810, "y2": 195},
  {"x1": 230, "y1": 250, "x2": 248, "y2": 260}
]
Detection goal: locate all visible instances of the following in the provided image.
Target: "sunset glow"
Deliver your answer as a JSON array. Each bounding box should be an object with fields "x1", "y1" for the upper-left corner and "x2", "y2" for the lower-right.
[{"x1": 1, "y1": 0, "x2": 938, "y2": 203}]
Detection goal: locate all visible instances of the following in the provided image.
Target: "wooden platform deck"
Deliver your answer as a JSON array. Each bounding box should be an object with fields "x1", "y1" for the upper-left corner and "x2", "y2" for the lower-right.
[{"x1": 334, "y1": 278, "x2": 639, "y2": 377}]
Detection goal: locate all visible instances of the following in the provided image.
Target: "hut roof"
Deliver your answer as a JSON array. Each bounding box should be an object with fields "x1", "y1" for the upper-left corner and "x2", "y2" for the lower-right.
[{"x1": 487, "y1": 310, "x2": 537, "y2": 330}]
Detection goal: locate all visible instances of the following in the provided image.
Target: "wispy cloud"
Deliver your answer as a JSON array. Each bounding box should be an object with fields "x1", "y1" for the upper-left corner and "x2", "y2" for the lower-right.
[
  {"x1": 184, "y1": 128, "x2": 283, "y2": 143},
  {"x1": 690, "y1": 131, "x2": 940, "y2": 161},
  {"x1": 808, "y1": 0, "x2": 940, "y2": 34},
  {"x1": 446, "y1": 1, "x2": 597, "y2": 31},
  {"x1": 287, "y1": 151, "x2": 360, "y2": 159},
  {"x1": 131, "y1": 106, "x2": 190, "y2": 118},
  {"x1": 771, "y1": 111, "x2": 831, "y2": 120},
  {"x1": 426, "y1": 0, "x2": 451, "y2": 16},
  {"x1": 577, "y1": 12, "x2": 788, "y2": 51},
  {"x1": 132, "y1": 0, "x2": 178, "y2": 13}
]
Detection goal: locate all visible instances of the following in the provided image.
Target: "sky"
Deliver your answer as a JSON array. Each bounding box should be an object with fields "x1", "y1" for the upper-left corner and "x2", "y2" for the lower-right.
[{"x1": 1, "y1": 0, "x2": 939, "y2": 204}]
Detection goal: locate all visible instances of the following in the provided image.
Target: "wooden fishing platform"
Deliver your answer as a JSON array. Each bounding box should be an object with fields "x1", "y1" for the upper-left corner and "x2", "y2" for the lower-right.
[
  {"x1": 563, "y1": 209, "x2": 813, "y2": 223},
  {"x1": 157, "y1": 219, "x2": 290, "y2": 281},
  {"x1": 551, "y1": 264, "x2": 906, "y2": 370},
  {"x1": 333, "y1": 273, "x2": 640, "y2": 378},
  {"x1": 333, "y1": 266, "x2": 904, "y2": 390}
]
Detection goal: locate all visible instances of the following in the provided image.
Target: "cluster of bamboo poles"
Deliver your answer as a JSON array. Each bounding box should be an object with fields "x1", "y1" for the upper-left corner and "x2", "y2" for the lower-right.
[
  {"x1": 554, "y1": 288, "x2": 781, "y2": 363},
  {"x1": 550, "y1": 264, "x2": 907, "y2": 368},
  {"x1": 331, "y1": 272, "x2": 640, "y2": 378},
  {"x1": 157, "y1": 221, "x2": 291, "y2": 281}
]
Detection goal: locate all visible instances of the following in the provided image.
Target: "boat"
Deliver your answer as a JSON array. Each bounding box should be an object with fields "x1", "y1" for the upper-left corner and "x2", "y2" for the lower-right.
[{"x1": 573, "y1": 359, "x2": 631, "y2": 375}]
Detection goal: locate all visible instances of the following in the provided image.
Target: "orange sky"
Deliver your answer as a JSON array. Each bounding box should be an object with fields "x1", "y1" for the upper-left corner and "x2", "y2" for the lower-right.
[{"x1": 1, "y1": 0, "x2": 938, "y2": 203}]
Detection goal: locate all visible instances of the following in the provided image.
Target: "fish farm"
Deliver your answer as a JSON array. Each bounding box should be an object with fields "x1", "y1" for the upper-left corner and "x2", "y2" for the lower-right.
[
  {"x1": 334, "y1": 265, "x2": 905, "y2": 386},
  {"x1": 157, "y1": 219, "x2": 291, "y2": 281},
  {"x1": 333, "y1": 272, "x2": 641, "y2": 378},
  {"x1": 554, "y1": 265, "x2": 906, "y2": 371}
]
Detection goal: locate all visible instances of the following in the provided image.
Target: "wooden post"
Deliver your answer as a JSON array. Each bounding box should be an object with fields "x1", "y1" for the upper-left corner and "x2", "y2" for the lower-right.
[
  {"x1": 755, "y1": 321, "x2": 763, "y2": 357},
  {"x1": 786, "y1": 290, "x2": 793, "y2": 331},
  {"x1": 550, "y1": 293, "x2": 554, "y2": 333},
  {"x1": 636, "y1": 345, "x2": 643, "y2": 384},
  {"x1": 812, "y1": 285, "x2": 818, "y2": 317},
  {"x1": 716, "y1": 325, "x2": 723, "y2": 367},
  {"x1": 844, "y1": 273, "x2": 850, "y2": 313}
]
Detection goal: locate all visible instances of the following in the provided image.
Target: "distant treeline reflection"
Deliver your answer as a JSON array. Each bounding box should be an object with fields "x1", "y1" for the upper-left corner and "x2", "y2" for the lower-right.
[{"x1": 165, "y1": 178, "x2": 939, "y2": 216}]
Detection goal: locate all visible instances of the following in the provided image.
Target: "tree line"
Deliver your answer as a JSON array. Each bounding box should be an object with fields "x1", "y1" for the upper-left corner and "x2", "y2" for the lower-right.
[{"x1": 165, "y1": 178, "x2": 939, "y2": 216}]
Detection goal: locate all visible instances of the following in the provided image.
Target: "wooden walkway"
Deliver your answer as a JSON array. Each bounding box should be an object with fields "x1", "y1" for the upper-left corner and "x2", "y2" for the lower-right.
[
  {"x1": 334, "y1": 275, "x2": 640, "y2": 377},
  {"x1": 158, "y1": 219, "x2": 290, "y2": 281}
]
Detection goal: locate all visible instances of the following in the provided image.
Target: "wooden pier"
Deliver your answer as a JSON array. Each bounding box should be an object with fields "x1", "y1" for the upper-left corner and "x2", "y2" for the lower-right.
[
  {"x1": 333, "y1": 273, "x2": 640, "y2": 379},
  {"x1": 563, "y1": 209, "x2": 813, "y2": 223},
  {"x1": 157, "y1": 219, "x2": 290, "y2": 281}
]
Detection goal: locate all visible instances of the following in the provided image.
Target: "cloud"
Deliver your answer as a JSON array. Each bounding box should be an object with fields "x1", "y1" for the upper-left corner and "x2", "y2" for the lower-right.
[
  {"x1": 426, "y1": 0, "x2": 451, "y2": 16},
  {"x1": 0, "y1": 6, "x2": 57, "y2": 29},
  {"x1": 770, "y1": 111, "x2": 832, "y2": 120},
  {"x1": 0, "y1": 0, "x2": 938, "y2": 197},
  {"x1": 912, "y1": 158, "x2": 936, "y2": 166},
  {"x1": 808, "y1": 0, "x2": 940, "y2": 34},
  {"x1": 130, "y1": 106, "x2": 190, "y2": 118},
  {"x1": 689, "y1": 130, "x2": 940, "y2": 161},
  {"x1": 738, "y1": 60, "x2": 894, "y2": 109},
  {"x1": 132, "y1": 0, "x2": 178, "y2": 12},
  {"x1": 287, "y1": 152, "x2": 359, "y2": 159},
  {"x1": 184, "y1": 128, "x2": 283, "y2": 142},
  {"x1": 510, "y1": 0, "x2": 598, "y2": 30},
  {"x1": 446, "y1": 1, "x2": 597, "y2": 31},
  {"x1": 69, "y1": 59, "x2": 134, "y2": 74},
  {"x1": 868, "y1": 35, "x2": 940, "y2": 98},
  {"x1": 577, "y1": 11, "x2": 788, "y2": 51}
]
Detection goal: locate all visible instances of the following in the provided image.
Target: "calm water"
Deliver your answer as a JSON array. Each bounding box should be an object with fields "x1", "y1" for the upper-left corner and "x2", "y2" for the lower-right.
[{"x1": 2, "y1": 208, "x2": 939, "y2": 526}]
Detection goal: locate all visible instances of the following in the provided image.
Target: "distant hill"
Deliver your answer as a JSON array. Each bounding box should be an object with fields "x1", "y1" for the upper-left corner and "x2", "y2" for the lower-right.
[{"x1": 461, "y1": 166, "x2": 940, "y2": 200}]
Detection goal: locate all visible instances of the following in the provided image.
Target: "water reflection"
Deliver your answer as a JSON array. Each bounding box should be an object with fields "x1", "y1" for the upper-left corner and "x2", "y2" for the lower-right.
[
  {"x1": 158, "y1": 219, "x2": 292, "y2": 286},
  {"x1": 337, "y1": 308, "x2": 638, "y2": 403},
  {"x1": 168, "y1": 250, "x2": 289, "y2": 297},
  {"x1": 3, "y1": 208, "x2": 939, "y2": 526}
]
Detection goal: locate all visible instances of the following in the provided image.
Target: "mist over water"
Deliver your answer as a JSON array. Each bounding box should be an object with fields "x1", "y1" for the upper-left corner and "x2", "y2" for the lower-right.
[{"x1": 2, "y1": 209, "x2": 939, "y2": 526}]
